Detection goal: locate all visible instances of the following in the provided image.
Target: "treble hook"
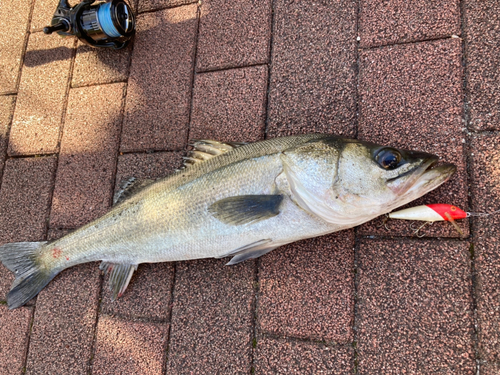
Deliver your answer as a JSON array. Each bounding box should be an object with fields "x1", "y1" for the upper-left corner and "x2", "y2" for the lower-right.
[{"x1": 410, "y1": 221, "x2": 434, "y2": 238}]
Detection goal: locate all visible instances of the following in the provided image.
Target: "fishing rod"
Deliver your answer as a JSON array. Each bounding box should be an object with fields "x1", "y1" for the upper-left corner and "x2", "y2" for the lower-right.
[{"x1": 43, "y1": 0, "x2": 135, "y2": 49}]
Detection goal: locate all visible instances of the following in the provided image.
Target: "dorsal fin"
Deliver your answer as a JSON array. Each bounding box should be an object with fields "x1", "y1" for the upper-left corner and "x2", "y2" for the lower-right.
[
  {"x1": 181, "y1": 140, "x2": 248, "y2": 169},
  {"x1": 113, "y1": 177, "x2": 154, "y2": 205}
]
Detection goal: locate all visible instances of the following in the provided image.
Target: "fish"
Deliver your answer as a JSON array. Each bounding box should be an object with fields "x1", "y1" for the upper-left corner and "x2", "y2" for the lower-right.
[{"x1": 0, "y1": 134, "x2": 456, "y2": 309}]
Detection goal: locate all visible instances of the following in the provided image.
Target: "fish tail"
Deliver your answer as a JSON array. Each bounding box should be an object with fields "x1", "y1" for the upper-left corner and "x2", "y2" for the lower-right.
[{"x1": 0, "y1": 241, "x2": 59, "y2": 309}]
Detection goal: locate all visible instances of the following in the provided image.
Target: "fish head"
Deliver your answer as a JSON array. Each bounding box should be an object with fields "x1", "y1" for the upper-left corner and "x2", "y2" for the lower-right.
[{"x1": 281, "y1": 137, "x2": 456, "y2": 226}]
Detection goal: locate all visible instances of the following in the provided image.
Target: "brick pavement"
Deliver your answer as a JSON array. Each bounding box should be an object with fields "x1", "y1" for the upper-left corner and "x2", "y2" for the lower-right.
[{"x1": 0, "y1": 0, "x2": 498, "y2": 374}]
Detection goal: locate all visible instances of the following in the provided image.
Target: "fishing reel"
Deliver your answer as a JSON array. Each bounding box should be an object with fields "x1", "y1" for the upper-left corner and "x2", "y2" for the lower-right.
[{"x1": 43, "y1": 0, "x2": 135, "y2": 49}]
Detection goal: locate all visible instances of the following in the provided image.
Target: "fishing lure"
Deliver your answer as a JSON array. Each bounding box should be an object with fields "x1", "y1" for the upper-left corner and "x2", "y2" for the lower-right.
[
  {"x1": 388, "y1": 204, "x2": 467, "y2": 237},
  {"x1": 388, "y1": 204, "x2": 500, "y2": 237}
]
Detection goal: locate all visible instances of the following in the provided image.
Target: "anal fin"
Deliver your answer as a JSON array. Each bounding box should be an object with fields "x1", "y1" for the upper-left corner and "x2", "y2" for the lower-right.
[
  {"x1": 100, "y1": 262, "x2": 138, "y2": 300},
  {"x1": 216, "y1": 239, "x2": 280, "y2": 265}
]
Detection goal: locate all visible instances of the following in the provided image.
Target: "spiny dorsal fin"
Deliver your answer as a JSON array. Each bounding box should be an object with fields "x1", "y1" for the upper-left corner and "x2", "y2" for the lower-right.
[
  {"x1": 100, "y1": 262, "x2": 138, "y2": 300},
  {"x1": 113, "y1": 177, "x2": 154, "y2": 205},
  {"x1": 181, "y1": 140, "x2": 248, "y2": 169}
]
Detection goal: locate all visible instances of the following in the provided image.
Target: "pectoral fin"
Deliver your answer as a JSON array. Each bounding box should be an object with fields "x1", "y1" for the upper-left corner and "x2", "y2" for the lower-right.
[
  {"x1": 216, "y1": 239, "x2": 279, "y2": 265},
  {"x1": 100, "y1": 262, "x2": 138, "y2": 300},
  {"x1": 209, "y1": 195, "x2": 284, "y2": 225}
]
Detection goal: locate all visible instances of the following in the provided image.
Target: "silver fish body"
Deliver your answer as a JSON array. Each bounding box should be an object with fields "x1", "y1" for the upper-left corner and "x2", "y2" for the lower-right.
[{"x1": 0, "y1": 134, "x2": 456, "y2": 309}]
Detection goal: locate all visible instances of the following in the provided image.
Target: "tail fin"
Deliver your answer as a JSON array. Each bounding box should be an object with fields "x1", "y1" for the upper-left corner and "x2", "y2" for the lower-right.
[{"x1": 0, "y1": 242, "x2": 58, "y2": 309}]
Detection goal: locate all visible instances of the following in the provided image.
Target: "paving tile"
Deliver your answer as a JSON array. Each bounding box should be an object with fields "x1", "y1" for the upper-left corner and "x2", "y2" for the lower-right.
[
  {"x1": 358, "y1": 39, "x2": 468, "y2": 238},
  {"x1": 114, "y1": 151, "x2": 183, "y2": 188},
  {"x1": 92, "y1": 315, "x2": 168, "y2": 375},
  {"x1": 99, "y1": 152, "x2": 181, "y2": 319},
  {"x1": 72, "y1": 41, "x2": 133, "y2": 88},
  {"x1": 0, "y1": 305, "x2": 33, "y2": 375},
  {"x1": 50, "y1": 83, "x2": 125, "y2": 228},
  {"x1": 190, "y1": 66, "x2": 267, "y2": 142},
  {"x1": 258, "y1": 232, "x2": 354, "y2": 343},
  {"x1": 255, "y1": 337, "x2": 353, "y2": 375},
  {"x1": 8, "y1": 32, "x2": 74, "y2": 156},
  {"x1": 0, "y1": 0, "x2": 32, "y2": 94},
  {"x1": 139, "y1": 0, "x2": 196, "y2": 13},
  {"x1": 25, "y1": 262, "x2": 100, "y2": 375},
  {"x1": 31, "y1": 0, "x2": 60, "y2": 32},
  {"x1": 167, "y1": 258, "x2": 254, "y2": 374},
  {"x1": 482, "y1": 362, "x2": 500, "y2": 375},
  {"x1": 0, "y1": 95, "x2": 16, "y2": 178},
  {"x1": 470, "y1": 134, "x2": 500, "y2": 362},
  {"x1": 358, "y1": 0, "x2": 460, "y2": 48},
  {"x1": 356, "y1": 239, "x2": 475, "y2": 374},
  {"x1": 196, "y1": 0, "x2": 271, "y2": 71},
  {"x1": 101, "y1": 263, "x2": 174, "y2": 321},
  {"x1": 0, "y1": 157, "x2": 56, "y2": 302},
  {"x1": 121, "y1": 5, "x2": 198, "y2": 152},
  {"x1": 464, "y1": 0, "x2": 500, "y2": 131},
  {"x1": 267, "y1": 0, "x2": 357, "y2": 138}
]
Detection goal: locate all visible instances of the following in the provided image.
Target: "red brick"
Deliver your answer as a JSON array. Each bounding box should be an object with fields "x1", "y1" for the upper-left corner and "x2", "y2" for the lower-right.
[
  {"x1": 92, "y1": 315, "x2": 168, "y2": 375},
  {"x1": 167, "y1": 259, "x2": 254, "y2": 374},
  {"x1": 25, "y1": 262, "x2": 100, "y2": 375},
  {"x1": 196, "y1": 0, "x2": 271, "y2": 71},
  {"x1": 190, "y1": 66, "x2": 268, "y2": 142},
  {"x1": 359, "y1": 0, "x2": 460, "y2": 48},
  {"x1": 139, "y1": 0, "x2": 196, "y2": 13},
  {"x1": 50, "y1": 83, "x2": 125, "y2": 228},
  {"x1": 258, "y1": 232, "x2": 354, "y2": 343},
  {"x1": 0, "y1": 96, "x2": 15, "y2": 176},
  {"x1": 0, "y1": 0, "x2": 32, "y2": 94},
  {"x1": 470, "y1": 134, "x2": 500, "y2": 362},
  {"x1": 121, "y1": 5, "x2": 198, "y2": 152},
  {"x1": 267, "y1": 0, "x2": 357, "y2": 138},
  {"x1": 72, "y1": 42, "x2": 132, "y2": 88},
  {"x1": 358, "y1": 39, "x2": 467, "y2": 238},
  {"x1": 255, "y1": 337, "x2": 353, "y2": 375},
  {"x1": 464, "y1": 0, "x2": 500, "y2": 131},
  {"x1": 482, "y1": 362, "x2": 500, "y2": 375},
  {"x1": 0, "y1": 157, "x2": 56, "y2": 301},
  {"x1": 9, "y1": 32, "x2": 74, "y2": 155},
  {"x1": 356, "y1": 239, "x2": 475, "y2": 374},
  {"x1": 0, "y1": 305, "x2": 33, "y2": 375}
]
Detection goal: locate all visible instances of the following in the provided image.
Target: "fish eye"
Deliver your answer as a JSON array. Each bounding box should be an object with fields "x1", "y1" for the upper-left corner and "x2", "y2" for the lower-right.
[{"x1": 376, "y1": 149, "x2": 402, "y2": 170}]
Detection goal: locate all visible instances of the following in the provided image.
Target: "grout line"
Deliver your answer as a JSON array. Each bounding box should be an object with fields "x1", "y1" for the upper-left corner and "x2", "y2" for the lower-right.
[
  {"x1": 250, "y1": 258, "x2": 260, "y2": 373},
  {"x1": 0, "y1": 97, "x2": 17, "y2": 190},
  {"x1": 184, "y1": 2, "x2": 202, "y2": 148},
  {"x1": 196, "y1": 62, "x2": 270, "y2": 75},
  {"x1": 353, "y1": 0, "x2": 361, "y2": 140},
  {"x1": 263, "y1": 0, "x2": 276, "y2": 139},
  {"x1": 87, "y1": 265, "x2": 105, "y2": 375},
  {"x1": 352, "y1": 229, "x2": 360, "y2": 374},
  {"x1": 21, "y1": 305, "x2": 36, "y2": 373},
  {"x1": 458, "y1": 0, "x2": 482, "y2": 372},
  {"x1": 71, "y1": 78, "x2": 130, "y2": 90},
  {"x1": 137, "y1": 0, "x2": 199, "y2": 16},
  {"x1": 45, "y1": 37, "x2": 78, "y2": 230},
  {"x1": 258, "y1": 330, "x2": 355, "y2": 349},
  {"x1": 163, "y1": 262, "x2": 177, "y2": 374},
  {"x1": 359, "y1": 35, "x2": 462, "y2": 50}
]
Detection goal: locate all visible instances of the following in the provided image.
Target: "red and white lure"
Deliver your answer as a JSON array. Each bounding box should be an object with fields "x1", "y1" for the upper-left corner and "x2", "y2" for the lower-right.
[{"x1": 388, "y1": 204, "x2": 500, "y2": 237}]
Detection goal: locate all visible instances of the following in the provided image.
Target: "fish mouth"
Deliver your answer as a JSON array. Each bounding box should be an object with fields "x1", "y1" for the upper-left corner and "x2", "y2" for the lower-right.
[{"x1": 388, "y1": 154, "x2": 456, "y2": 196}]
